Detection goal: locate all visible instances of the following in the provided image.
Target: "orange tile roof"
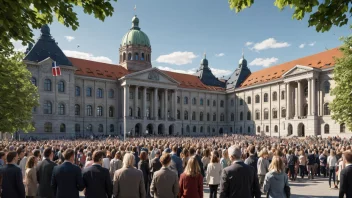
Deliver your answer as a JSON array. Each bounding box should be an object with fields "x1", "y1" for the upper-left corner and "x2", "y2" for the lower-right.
[
  {"x1": 240, "y1": 47, "x2": 342, "y2": 88},
  {"x1": 69, "y1": 57, "x2": 130, "y2": 80}
]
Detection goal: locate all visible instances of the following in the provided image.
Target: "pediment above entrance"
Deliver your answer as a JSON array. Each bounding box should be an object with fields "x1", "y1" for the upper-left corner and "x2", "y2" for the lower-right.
[
  {"x1": 120, "y1": 68, "x2": 180, "y2": 87},
  {"x1": 282, "y1": 65, "x2": 314, "y2": 77}
]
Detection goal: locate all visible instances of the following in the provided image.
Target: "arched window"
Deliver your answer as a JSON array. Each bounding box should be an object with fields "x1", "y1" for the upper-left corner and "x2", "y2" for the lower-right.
[
  {"x1": 200, "y1": 112, "x2": 203, "y2": 121},
  {"x1": 128, "y1": 53, "x2": 132, "y2": 60},
  {"x1": 324, "y1": 81, "x2": 330, "y2": 94},
  {"x1": 200, "y1": 126, "x2": 203, "y2": 133},
  {"x1": 255, "y1": 110, "x2": 260, "y2": 120},
  {"x1": 200, "y1": 98, "x2": 204, "y2": 106},
  {"x1": 58, "y1": 81, "x2": 64, "y2": 92},
  {"x1": 272, "y1": 108, "x2": 278, "y2": 119},
  {"x1": 324, "y1": 124, "x2": 330, "y2": 134},
  {"x1": 123, "y1": 52, "x2": 126, "y2": 61},
  {"x1": 31, "y1": 77, "x2": 37, "y2": 86},
  {"x1": 231, "y1": 99, "x2": 234, "y2": 106},
  {"x1": 87, "y1": 124, "x2": 93, "y2": 132},
  {"x1": 239, "y1": 99, "x2": 243, "y2": 106},
  {"x1": 86, "y1": 87, "x2": 92, "y2": 97},
  {"x1": 247, "y1": 96, "x2": 251, "y2": 104},
  {"x1": 281, "y1": 108, "x2": 286, "y2": 118},
  {"x1": 60, "y1": 123, "x2": 66, "y2": 132},
  {"x1": 135, "y1": 52, "x2": 139, "y2": 60},
  {"x1": 75, "y1": 104, "x2": 80, "y2": 115},
  {"x1": 44, "y1": 122, "x2": 52, "y2": 132},
  {"x1": 213, "y1": 100, "x2": 216, "y2": 107},
  {"x1": 186, "y1": 125, "x2": 190, "y2": 133},
  {"x1": 207, "y1": 126, "x2": 211, "y2": 133},
  {"x1": 141, "y1": 53, "x2": 145, "y2": 61},
  {"x1": 247, "y1": 126, "x2": 251, "y2": 133},
  {"x1": 192, "y1": 112, "x2": 196, "y2": 120},
  {"x1": 257, "y1": 126, "x2": 260, "y2": 133},
  {"x1": 109, "y1": 106, "x2": 114, "y2": 117},
  {"x1": 98, "y1": 124, "x2": 104, "y2": 133},
  {"x1": 177, "y1": 96, "x2": 180, "y2": 104},
  {"x1": 177, "y1": 110, "x2": 180, "y2": 119},
  {"x1": 207, "y1": 99, "x2": 210, "y2": 106},
  {"x1": 58, "y1": 103, "x2": 65, "y2": 115},
  {"x1": 97, "y1": 88, "x2": 103, "y2": 98},
  {"x1": 274, "y1": 125, "x2": 278, "y2": 133},
  {"x1": 207, "y1": 113, "x2": 210, "y2": 121},
  {"x1": 281, "y1": 91, "x2": 285, "y2": 100},
  {"x1": 129, "y1": 107, "x2": 133, "y2": 117},
  {"x1": 240, "y1": 127, "x2": 243, "y2": 133},
  {"x1": 110, "y1": 124, "x2": 115, "y2": 132},
  {"x1": 324, "y1": 103, "x2": 330, "y2": 115},
  {"x1": 86, "y1": 105, "x2": 93, "y2": 116},
  {"x1": 108, "y1": 89, "x2": 114, "y2": 98},
  {"x1": 184, "y1": 111, "x2": 188, "y2": 120},
  {"x1": 184, "y1": 97, "x2": 188, "y2": 104},
  {"x1": 213, "y1": 113, "x2": 216, "y2": 121},
  {"x1": 220, "y1": 100, "x2": 224, "y2": 107},
  {"x1": 138, "y1": 107, "x2": 141, "y2": 117},
  {"x1": 220, "y1": 113, "x2": 225, "y2": 121},
  {"x1": 231, "y1": 113, "x2": 234, "y2": 121},
  {"x1": 44, "y1": 79, "x2": 51, "y2": 91},
  {"x1": 75, "y1": 124, "x2": 80, "y2": 133},
  {"x1": 340, "y1": 124, "x2": 346, "y2": 133},
  {"x1": 193, "y1": 126, "x2": 196, "y2": 133},
  {"x1": 97, "y1": 106, "x2": 103, "y2": 117},
  {"x1": 146, "y1": 108, "x2": 150, "y2": 118},
  {"x1": 43, "y1": 101, "x2": 52, "y2": 114},
  {"x1": 192, "y1": 98, "x2": 197, "y2": 105},
  {"x1": 264, "y1": 93, "x2": 268, "y2": 102},
  {"x1": 264, "y1": 109, "x2": 269, "y2": 120},
  {"x1": 239, "y1": 112, "x2": 243, "y2": 121},
  {"x1": 266, "y1": 126, "x2": 269, "y2": 132},
  {"x1": 230, "y1": 127, "x2": 233, "y2": 133},
  {"x1": 272, "y1": 92, "x2": 277, "y2": 101},
  {"x1": 255, "y1": 95, "x2": 260, "y2": 103},
  {"x1": 75, "y1": 86, "x2": 80, "y2": 96},
  {"x1": 247, "y1": 112, "x2": 251, "y2": 120}
]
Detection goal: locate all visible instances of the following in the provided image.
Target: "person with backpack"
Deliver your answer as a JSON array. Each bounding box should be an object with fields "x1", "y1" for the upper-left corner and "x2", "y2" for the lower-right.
[
  {"x1": 287, "y1": 149, "x2": 298, "y2": 181},
  {"x1": 307, "y1": 149, "x2": 316, "y2": 179}
]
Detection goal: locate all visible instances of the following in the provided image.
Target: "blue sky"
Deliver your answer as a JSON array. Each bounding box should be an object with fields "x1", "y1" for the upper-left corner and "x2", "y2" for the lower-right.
[{"x1": 17, "y1": 0, "x2": 351, "y2": 77}]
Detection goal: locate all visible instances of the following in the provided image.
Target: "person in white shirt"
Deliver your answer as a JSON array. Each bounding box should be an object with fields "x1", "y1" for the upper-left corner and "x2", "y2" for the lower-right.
[
  {"x1": 18, "y1": 150, "x2": 28, "y2": 178},
  {"x1": 206, "y1": 150, "x2": 222, "y2": 198},
  {"x1": 102, "y1": 152, "x2": 110, "y2": 170},
  {"x1": 327, "y1": 150, "x2": 337, "y2": 189}
]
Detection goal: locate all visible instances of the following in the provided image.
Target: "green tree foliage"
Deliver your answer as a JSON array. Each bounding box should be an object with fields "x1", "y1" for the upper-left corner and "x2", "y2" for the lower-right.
[
  {"x1": 0, "y1": 52, "x2": 39, "y2": 133},
  {"x1": 0, "y1": 0, "x2": 117, "y2": 55},
  {"x1": 330, "y1": 36, "x2": 352, "y2": 131},
  {"x1": 228, "y1": 0, "x2": 350, "y2": 32}
]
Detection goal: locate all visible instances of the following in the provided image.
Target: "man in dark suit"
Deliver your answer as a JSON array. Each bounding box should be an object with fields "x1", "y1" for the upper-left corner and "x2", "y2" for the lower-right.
[
  {"x1": 189, "y1": 148, "x2": 204, "y2": 177},
  {"x1": 0, "y1": 151, "x2": 25, "y2": 198},
  {"x1": 51, "y1": 148, "x2": 85, "y2": 198},
  {"x1": 150, "y1": 149, "x2": 162, "y2": 179},
  {"x1": 82, "y1": 150, "x2": 112, "y2": 198},
  {"x1": 37, "y1": 148, "x2": 57, "y2": 198},
  {"x1": 339, "y1": 151, "x2": 352, "y2": 198},
  {"x1": 220, "y1": 146, "x2": 261, "y2": 198}
]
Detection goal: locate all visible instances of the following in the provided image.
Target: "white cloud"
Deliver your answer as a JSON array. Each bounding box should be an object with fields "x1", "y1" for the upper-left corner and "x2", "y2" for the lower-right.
[
  {"x1": 11, "y1": 39, "x2": 26, "y2": 52},
  {"x1": 156, "y1": 51, "x2": 198, "y2": 65},
  {"x1": 63, "y1": 50, "x2": 113, "y2": 63},
  {"x1": 64, "y1": 36, "x2": 75, "y2": 42},
  {"x1": 245, "y1": 42, "x2": 253, "y2": 46},
  {"x1": 215, "y1": 53, "x2": 225, "y2": 57},
  {"x1": 249, "y1": 57, "x2": 279, "y2": 67},
  {"x1": 157, "y1": 66, "x2": 232, "y2": 78},
  {"x1": 251, "y1": 38, "x2": 290, "y2": 51},
  {"x1": 299, "y1": 43, "x2": 305, "y2": 48},
  {"x1": 309, "y1": 41, "x2": 316, "y2": 46}
]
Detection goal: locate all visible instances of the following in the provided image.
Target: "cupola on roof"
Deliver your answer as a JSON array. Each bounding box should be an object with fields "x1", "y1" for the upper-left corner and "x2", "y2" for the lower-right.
[
  {"x1": 200, "y1": 53, "x2": 208, "y2": 66},
  {"x1": 121, "y1": 15, "x2": 151, "y2": 47}
]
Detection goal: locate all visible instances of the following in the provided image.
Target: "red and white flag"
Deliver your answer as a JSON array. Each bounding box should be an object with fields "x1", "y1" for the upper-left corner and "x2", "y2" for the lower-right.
[{"x1": 52, "y1": 61, "x2": 61, "y2": 76}]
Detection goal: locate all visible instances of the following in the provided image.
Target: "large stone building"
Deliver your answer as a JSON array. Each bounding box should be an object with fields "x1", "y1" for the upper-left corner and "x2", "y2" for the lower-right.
[{"x1": 21, "y1": 15, "x2": 349, "y2": 138}]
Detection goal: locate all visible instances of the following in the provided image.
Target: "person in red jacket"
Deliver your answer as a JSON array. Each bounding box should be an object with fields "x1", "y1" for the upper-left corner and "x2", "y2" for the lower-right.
[{"x1": 178, "y1": 156, "x2": 203, "y2": 198}]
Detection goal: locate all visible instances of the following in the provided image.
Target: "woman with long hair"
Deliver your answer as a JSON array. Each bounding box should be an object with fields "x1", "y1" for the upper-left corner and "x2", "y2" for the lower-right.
[
  {"x1": 327, "y1": 150, "x2": 337, "y2": 188},
  {"x1": 298, "y1": 151, "x2": 307, "y2": 179},
  {"x1": 257, "y1": 148, "x2": 269, "y2": 188},
  {"x1": 263, "y1": 156, "x2": 289, "y2": 198},
  {"x1": 202, "y1": 149, "x2": 211, "y2": 173},
  {"x1": 110, "y1": 151, "x2": 123, "y2": 180},
  {"x1": 25, "y1": 156, "x2": 38, "y2": 198},
  {"x1": 220, "y1": 149, "x2": 230, "y2": 169},
  {"x1": 179, "y1": 156, "x2": 203, "y2": 198},
  {"x1": 181, "y1": 148, "x2": 190, "y2": 169},
  {"x1": 206, "y1": 151, "x2": 222, "y2": 198}
]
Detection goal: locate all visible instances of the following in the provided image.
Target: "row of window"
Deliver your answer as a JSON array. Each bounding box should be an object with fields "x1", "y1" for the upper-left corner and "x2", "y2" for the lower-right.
[
  {"x1": 176, "y1": 111, "x2": 225, "y2": 121},
  {"x1": 42, "y1": 102, "x2": 115, "y2": 117},
  {"x1": 177, "y1": 97, "x2": 225, "y2": 107},
  {"x1": 121, "y1": 52, "x2": 151, "y2": 62},
  {"x1": 76, "y1": 86, "x2": 114, "y2": 98},
  {"x1": 44, "y1": 123, "x2": 115, "y2": 133},
  {"x1": 183, "y1": 125, "x2": 218, "y2": 133}
]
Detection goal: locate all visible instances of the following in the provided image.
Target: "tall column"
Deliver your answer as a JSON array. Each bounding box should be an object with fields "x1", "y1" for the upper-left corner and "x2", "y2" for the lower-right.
[
  {"x1": 297, "y1": 81, "x2": 302, "y2": 117},
  {"x1": 286, "y1": 83, "x2": 290, "y2": 119},
  {"x1": 143, "y1": 87, "x2": 147, "y2": 120},
  {"x1": 312, "y1": 78, "x2": 317, "y2": 116},
  {"x1": 319, "y1": 82, "x2": 323, "y2": 116},
  {"x1": 295, "y1": 87, "x2": 298, "y2": 118},
  {"x1": 154, "y1": 88, "x2": 158, "y2": 120},
  {"x1": 174, "y1": 90, "x2": 177, "y2": 119},
  {"x1": 160, "y1": 91, "x2": 164, "y2": 119},
  {"x1": 164, "y1": 89, "x2": 168, "y2": 121},
  {"x1": 134, "y1": 86, "x2": 139, "y2": 118},
  {"x1": 308, "y1": 79, "x2": 312, "y2": 115},
  {"x1": 123, "y1": 85, "x2": 129, "y2": 140}
]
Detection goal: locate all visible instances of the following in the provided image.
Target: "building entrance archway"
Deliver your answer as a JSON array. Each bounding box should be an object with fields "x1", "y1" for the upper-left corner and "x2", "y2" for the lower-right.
[
  {"x1": 298, "y1": 123, "x2": 305, "y2": 137},
  {"x1": 135, "y1": 123, "x2": 142, "y2": 137},
  {"x1": 288, "y1": 124, "x2": 293, "y2": 136},
  {"x1": 219, "y1": 128, "x2": 223, "y2": 135},
  {"x1": 158, "y1": 124, "x2": 164, "y2": 135},
  {"x1": 169, "y1": 125, "x2": 174, "y2": 135},
  {"x1": 146, "y1": 124, "x2": 153, "y2": 135}
]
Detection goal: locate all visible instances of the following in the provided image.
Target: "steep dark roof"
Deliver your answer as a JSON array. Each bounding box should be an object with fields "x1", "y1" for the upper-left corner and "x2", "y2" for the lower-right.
[
  {"x1": 24, "y1": 25, "x2": 73, "y2": 66},
  {"x1": 226, "y1": 55, "x2": 251, "y2": 89},
  {"x1": 195, "y1": 54, "x2": 226, "y2": 88}
]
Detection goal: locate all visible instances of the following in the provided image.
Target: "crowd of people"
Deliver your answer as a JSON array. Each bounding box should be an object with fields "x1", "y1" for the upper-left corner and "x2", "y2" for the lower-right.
[{"x1": 0, "y1": 134, "x2": 352, "y2": 198}]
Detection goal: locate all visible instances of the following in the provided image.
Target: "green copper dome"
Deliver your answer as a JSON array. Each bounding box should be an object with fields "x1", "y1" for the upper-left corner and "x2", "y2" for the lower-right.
[{"x1": 121, "y1": 15, "x2": 151, "y2": 47}]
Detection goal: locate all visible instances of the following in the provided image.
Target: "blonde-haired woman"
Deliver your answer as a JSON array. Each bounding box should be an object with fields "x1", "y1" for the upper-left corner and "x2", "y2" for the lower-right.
[
  {"x1": 25, "y1": 156, "x2": 38, "y2": 198},
  {"x1": 257, "y1": 148, "x2": 269, "y2": 188},
  {"x1": 113, "y1": 153, "x2": 146, "y2": 198},
  {"x1": 220, "y1": 149, "x2": 230, "y2": 169},
  {"x1": 263, "y1": 156, "x2": 289, "y2": 198},
  {"x1": 179, "y1": 157, "x2": 203, "y2": 198}
]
